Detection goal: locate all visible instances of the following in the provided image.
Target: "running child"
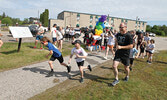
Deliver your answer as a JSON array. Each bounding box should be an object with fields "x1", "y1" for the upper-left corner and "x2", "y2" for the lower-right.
[
  {"x1": 68, "y1": 40, "x2": 92, "y2": 83},
  {"x1": 147, "y1": 39, "x2": 155, "y2": 64},
  {"x1": 41, "y1": 37, "x2": 71, "y2": 77},
  {"x1": 139, "y1": 41, "x2": 146, "y2": 58},
  {"x1": 104, "y1": 31, "x2": 115, "y2": 60},
  {"x1": 129, "y1": 43, "x2": 139, "y2": 71}
]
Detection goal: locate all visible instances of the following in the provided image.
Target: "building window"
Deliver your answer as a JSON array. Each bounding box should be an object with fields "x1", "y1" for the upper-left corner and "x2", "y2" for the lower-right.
[
  {"x1": 107, "y1": 16, "x2": 109, "y2": 22},
  {"x1": 111, "y1": 18, "x2": 114, "y2": 25},
  {"x1": 121, "y1": 19, "x2": 124, "y2": 22},
  {"x1": 135, "y1": 21, "x2": 138, "y2": 28},
  {"x1": 77, "y1": 13, "x2": 80, "y2": 21},
  {"x1": 90, "y1": 15, "x2": 93, "y2": 23}
]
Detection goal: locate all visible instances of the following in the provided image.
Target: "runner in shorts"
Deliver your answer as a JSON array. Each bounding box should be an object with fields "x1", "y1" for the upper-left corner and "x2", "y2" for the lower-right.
[
  {"x1": 111, "y1": 23, "x2": 133, "y2": 86},
  {"x1": 68, "y1": 40, "x2": 92, "y2": 83},
  {"x1": 41, "y1": 37, "x2": 71, "y2": 77}
]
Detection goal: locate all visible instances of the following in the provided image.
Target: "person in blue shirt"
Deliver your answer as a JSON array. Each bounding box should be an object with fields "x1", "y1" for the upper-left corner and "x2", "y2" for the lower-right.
[
  {"x1": 129, "y1": 43, "x2": 139, "y2": 71},
  {"x1": 41, "y1": 37, "x2": 71, "y2": 77}
]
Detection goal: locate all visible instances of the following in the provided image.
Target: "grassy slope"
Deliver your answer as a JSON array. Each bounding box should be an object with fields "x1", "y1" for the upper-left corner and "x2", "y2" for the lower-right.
[
  {"x1": 0, "y1": 42, "x2": 73, "y2": 72},
  {"x1": 29, "y1": 51, "x2": 167, "y2": 100}
]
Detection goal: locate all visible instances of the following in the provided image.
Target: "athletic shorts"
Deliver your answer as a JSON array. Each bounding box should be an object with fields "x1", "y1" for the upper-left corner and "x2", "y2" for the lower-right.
[
  {"x1": 148, "y1": 51, "x2": 153, "y2": 54},
  {"x1": 50, "y1": 55, "x2": 64, "y2": 63},
  {"x1": 36, "y1": 35, "x2": 43, "y2": 40},
  {"x1": 52, "y1": 38, "x2": 57, "y2": 42},
  {"x1": 96, "y1": 40, "x2": 102, "y2": 45},
  {"x1": 77, "y1": 61, "x2": 84, "y2": 67},
  {"x1": 140, "y1": 48, "x2": 145, "y2": 53},
  {"x1": 114, "y1": 55, "x2": 130, "y2": 66},
  {"x1": 130, "y1": 58, "x2": 134, "y2": 65},
  {"x1": 107, "y1": 45, "x2": 114, "y2": 49}
]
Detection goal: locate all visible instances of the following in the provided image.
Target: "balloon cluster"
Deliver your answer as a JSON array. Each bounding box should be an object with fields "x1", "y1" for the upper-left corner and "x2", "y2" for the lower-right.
[{"x1": 95, "y1": 15, "x2": 107, "y2": 36}]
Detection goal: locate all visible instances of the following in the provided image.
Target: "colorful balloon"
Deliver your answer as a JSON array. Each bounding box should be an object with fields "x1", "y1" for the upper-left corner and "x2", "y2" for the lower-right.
[{"x1": 94, "y1": 15, "x2": 107, "y2": 37}]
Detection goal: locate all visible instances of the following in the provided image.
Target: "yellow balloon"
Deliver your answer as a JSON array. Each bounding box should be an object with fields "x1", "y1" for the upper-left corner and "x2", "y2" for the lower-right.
[{"x1": 95, "y1": 29, "x2": 103, "y2": 36}]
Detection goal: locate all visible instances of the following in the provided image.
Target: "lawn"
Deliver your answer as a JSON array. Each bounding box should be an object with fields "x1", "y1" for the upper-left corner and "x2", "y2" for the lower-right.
[
  {"x1": 0, "y1": 42, "x2": 74, "y2": 72},
  {"x1": 29, "y1": 51, "x2": 167, "y2": 100}
]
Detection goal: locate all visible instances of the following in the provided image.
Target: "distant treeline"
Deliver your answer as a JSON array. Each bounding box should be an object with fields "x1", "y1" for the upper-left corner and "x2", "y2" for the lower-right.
[
  {"x1": 0, "y1": 9, "x2": 49, "y2": 27},
  {"x1": 146, "y1": 25, "x2": 167, "y2": 36}
]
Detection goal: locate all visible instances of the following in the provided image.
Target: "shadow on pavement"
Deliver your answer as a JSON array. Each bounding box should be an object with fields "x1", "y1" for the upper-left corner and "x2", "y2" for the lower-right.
[
  {"x1": 88, "y1": 53, "x2": 106, "y2": 60},
  {"x1": 22, "y1": 66, "x2": 70, "y2": 78}
]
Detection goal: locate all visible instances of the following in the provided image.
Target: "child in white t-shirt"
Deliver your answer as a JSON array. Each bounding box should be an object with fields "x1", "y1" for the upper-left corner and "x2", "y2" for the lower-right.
[
  {"x1": 68, "y1": 40, "x2": 92, "y2": 83},
  {"x1": 147, "y1": 39, "x2": 155, "y2": 64},
  {"x1": 104, "y1": 31, "x2": 115, "y2": 60}
]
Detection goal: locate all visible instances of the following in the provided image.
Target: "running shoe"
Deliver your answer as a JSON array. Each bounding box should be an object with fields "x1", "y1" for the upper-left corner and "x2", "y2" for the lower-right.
[
  {"x1": 88, "y1": 65, "x2": 92, "y2": 71},
  {"x1": 111, "y1": 79, "x2": 119, "y2": 86}
]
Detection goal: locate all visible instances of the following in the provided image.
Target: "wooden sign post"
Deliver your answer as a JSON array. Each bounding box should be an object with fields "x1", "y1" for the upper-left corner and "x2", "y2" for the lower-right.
[{"x1": 9, "y1": 27, "x2": 33, "y2": 52}]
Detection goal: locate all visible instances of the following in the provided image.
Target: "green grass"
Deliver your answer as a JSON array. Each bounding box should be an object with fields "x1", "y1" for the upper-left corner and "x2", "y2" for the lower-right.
[
  {"x1": 29, "y1": 51, "x2": 167, "y2": 100},
  {"x1": 0, "y1": 42, "x2": 74, "y2": 71}
]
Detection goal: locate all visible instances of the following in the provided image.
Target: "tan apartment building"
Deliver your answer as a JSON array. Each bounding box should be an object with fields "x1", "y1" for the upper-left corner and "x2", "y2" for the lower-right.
[{"x1": 50, "y1": 11, "x2": 147, "y2": 32}]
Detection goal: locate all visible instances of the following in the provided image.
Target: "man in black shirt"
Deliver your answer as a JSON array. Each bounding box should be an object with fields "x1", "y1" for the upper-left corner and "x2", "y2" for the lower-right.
[{"x1": 111, "y1": 23, "x2": 133, "y2": 86}]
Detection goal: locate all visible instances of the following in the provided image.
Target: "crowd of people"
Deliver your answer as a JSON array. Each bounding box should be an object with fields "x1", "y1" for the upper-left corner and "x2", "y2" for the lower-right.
[{"x1": 0, "y1": 22, "x2": 155, "y2": 85}]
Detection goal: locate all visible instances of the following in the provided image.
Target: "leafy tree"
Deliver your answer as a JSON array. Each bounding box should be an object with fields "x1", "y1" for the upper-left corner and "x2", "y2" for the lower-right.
[
  {"x1": 1, "y1": 17, "x2": 12, "y2": 26},
  {"x1": 2, "y1": 12, "x2": 6, "y2": 18},
  {"x1": 40, "y1": 9, "x2": 49, "y2": 27},
  {"x1": 22, "y1": 18, "x2": 29, "y2": 24}
]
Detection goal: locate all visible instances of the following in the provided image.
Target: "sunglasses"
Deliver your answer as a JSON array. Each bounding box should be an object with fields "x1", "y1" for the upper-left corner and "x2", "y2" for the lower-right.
[{"x1": 119, "y1": 27, "x2": 124, "y2": 28}]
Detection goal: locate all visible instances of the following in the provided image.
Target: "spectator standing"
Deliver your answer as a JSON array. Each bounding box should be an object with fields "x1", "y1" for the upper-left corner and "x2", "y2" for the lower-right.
[
  {"x1": 34, "y1": 23, "x2": 44, "y2": 49},
  {"x1": 147, "y1": 39, "x2": 155, "y2": 64}
]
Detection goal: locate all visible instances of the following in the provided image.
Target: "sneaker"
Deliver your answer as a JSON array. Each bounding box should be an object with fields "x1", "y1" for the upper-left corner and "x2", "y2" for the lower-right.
[
  {"x1": 34, "y1": 46, "x2": 36, "y2": 48},
  {"x1": 147, "y1": 60, "x2": 149, "y2": 62},
  {"x1": 104, "y1": 56, "x2": 107, "y2": 60},
  {"x1": 129, "y1": 67, "x2": 132, "y2": 71},
  {"x1": 40, "y1": 47, "x2": 43, "y2": 49},
  {"x1": 67, "y1": 66, "x2": 71, "y2": 73},
  {"x1": 46, "y1": 71, "x2": 54, "y2": 77},
  {"x1": 111, "y1": 79, "x2": 119, "y2": 86},
  {"x1": 80, "y1": 78, "x2": 84, "y2": 83},
  {"x1": 148, "y1": 61, "x2": 152, "y2": 64},
  {"x1": 88, "y1": 65, "x2": 92, "y2": 71},
  {"x1": 124, "y1": 76, "x2": 129, "y2": 82}
]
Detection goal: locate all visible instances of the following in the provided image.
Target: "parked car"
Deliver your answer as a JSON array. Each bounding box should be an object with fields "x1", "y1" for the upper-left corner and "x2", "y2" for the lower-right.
[
  {"x1": 28, "y1": 24, "x2": 38, "y2": 37},
  {"x1": 149, "y1": 32, "x2": 156, "y2": 37}
]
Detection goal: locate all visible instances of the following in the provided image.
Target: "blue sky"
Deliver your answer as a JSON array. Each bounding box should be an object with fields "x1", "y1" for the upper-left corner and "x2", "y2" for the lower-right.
[{"x1": 0, "y1": 0, "x2": 167, "y2": 26}]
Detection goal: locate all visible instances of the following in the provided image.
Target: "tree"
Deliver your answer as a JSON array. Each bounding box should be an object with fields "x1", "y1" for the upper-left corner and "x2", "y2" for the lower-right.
[
  {"x1": 22, "y1": 18, "x2": 29, "y2": 24},
  {"x1": 1, "y1": 17, "x2": 12, "y2": 26},
  {"x1": 2, "y1": 12, "x2": 6, "y2": 18},
  {"x1": 40, "y1": 9, "x2": 49, "y2": 27},
  {"x1": 146, "y1": 25, "x2": 152, "y2": 32},
  {"x1": 43, "y1": 9, "x2": 49, "y2": 27}
]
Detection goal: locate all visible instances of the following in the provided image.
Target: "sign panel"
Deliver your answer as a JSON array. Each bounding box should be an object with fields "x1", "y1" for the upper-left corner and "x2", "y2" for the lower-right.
[{"x1": 9, "y1": 27, "x2": 33, "y2": 38}]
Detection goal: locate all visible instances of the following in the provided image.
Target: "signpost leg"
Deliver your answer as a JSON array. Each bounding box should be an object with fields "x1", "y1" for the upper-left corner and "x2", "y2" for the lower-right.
[{"x1": 17, "y1": 38, "x2": 22, "y2": 52}]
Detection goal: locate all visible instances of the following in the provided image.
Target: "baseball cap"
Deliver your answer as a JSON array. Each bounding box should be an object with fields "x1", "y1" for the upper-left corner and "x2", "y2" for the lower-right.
[{"x1": 73, "y1": 40, "x2": 82, "y2": 45}]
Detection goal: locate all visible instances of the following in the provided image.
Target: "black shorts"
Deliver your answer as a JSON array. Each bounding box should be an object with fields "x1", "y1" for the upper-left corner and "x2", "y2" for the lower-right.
[
  {"x1": 140, "y1": 48, "x2": 145, "y2": 53},
  {"x1": 114, "y1": 55, "x2": 130, "y2": 66},
  {"x1": 50, "y1": 55, "x2": 64, "y2": 63},
  {"x1": 96, "y1": 40, "x2": 102, "y2": 45},
  {"x1": 148, "y1": 51, "x2": 153, "y2": 54},
  {"x1": 77, "y1": 61, "x2": 84, "y2": 67},
  {"x1": 145, "y1": 50, "x2": 149, "y2": 52},
  {"x1": 130, "y1": 58, "x2": 134, "y2": 65}
]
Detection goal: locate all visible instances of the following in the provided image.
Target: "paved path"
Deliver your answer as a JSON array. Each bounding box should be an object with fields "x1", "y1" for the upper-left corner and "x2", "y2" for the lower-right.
[{"x1": 0, "y1": 51, "x2": 112, "y2": 100}]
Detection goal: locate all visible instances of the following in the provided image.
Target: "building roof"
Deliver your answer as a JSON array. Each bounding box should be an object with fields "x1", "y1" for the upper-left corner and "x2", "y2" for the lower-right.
[{"x1": 59, "y1": 10, "x2": 147, "y2": 23}]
